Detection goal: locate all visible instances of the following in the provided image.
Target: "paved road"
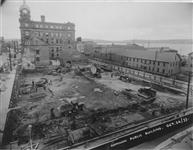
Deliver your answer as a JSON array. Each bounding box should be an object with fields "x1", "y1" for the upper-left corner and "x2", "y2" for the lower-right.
[
  {"x1": 129, "y1": 124, "x2": 193, "y2": 150},
  {"x1": 0, "y1": 69, "x2": 16, "y2": 145}
]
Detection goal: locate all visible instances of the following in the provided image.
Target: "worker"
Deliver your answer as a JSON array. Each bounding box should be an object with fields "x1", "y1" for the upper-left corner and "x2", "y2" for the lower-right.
[
  {"x1": 48, "y1": 79, "x2": 52, "y2": 85},
  {"x1": 50, "y1": 108, "x2": 55, "y2": 119},
  {"x1": 32, "y1": 80, "x2": 35, "y2": 88}
]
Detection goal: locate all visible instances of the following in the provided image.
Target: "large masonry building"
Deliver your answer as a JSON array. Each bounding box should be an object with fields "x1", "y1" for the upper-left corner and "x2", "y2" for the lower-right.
[
  {"x1": 92, "y1": 45, "x2": 181, "y2": 76},
  {"x1": 19, "y1": 1, "x2": 75, "y2": 65}
]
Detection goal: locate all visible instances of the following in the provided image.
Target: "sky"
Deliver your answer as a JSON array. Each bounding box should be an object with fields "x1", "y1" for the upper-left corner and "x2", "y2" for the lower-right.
[{"x1": 0, "y1": 0, "x2": 192, "y2": 40}]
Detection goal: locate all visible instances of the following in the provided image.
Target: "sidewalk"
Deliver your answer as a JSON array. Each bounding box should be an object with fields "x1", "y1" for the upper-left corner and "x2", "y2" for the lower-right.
[{"x1": 0, "y1": 69, "x2": 16, "y2": 145}]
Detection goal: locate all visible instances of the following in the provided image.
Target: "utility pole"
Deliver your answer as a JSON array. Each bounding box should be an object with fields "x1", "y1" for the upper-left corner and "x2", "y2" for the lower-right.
[
  {"x1": 8, "y1": 44, "x2": 12, "y2": 71},
  {"x1": 186, "y1": 71, "x2": 191, "y2": 109}
]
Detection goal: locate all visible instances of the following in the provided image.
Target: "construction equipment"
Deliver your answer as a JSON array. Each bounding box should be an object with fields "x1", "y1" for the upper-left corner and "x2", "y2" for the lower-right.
[
  {"x1": 119, "y1": 75, "x2": 132, "y2": 83},
  {"x1": 90, "y1": 64, "x2": 102, "y2": 78},
  {"x1": 137, "y1": 87, "x2": 157, "y2": 104},
  {"x1": 59, "y1": 102, "x2": 85, "y2": 117}
]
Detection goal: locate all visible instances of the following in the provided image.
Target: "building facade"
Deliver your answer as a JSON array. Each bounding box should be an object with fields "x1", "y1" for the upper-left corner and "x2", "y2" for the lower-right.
[
  {"x1": 19, "y1": 1, "x2": 75, "y2": 65},
  {"x1": 92, "y1": 45, "x2": 181, "y2": 76},
  {"x1": 0, "y1": 37, "x2": 4, "y2": 55},
  {"x1": 187, "y1": 52, "x2": 193, "y2": 73}
]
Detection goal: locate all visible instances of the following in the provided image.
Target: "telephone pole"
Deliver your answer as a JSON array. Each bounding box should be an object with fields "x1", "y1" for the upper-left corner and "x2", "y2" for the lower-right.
[
  {"x1": 186, "y1": 71, "x2": 192, "y2": 109},
  {"x1": 8, "y1": 43, "x2": 12, "y2": 71}
]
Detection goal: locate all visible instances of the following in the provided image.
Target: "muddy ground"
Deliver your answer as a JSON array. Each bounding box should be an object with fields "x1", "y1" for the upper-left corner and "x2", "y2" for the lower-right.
[{"x1": 3, "y1": 66, "x2": 190, "y2": 148}]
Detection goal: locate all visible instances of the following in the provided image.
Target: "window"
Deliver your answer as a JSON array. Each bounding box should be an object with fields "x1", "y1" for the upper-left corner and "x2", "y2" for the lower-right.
[
  {"x1": 153, "y1": 61, "x2": 155, "y2": 65},
  {"x1": 35, "y1": 24, "x2": 39, "y2": 28},
  {"x1": 162, "y1": 69, "x2": 165, "y2": 74},
  {"x1": 68, "y1": 40, "x2": 71, "y2": 44},
  {"x1": 67, "y1": 26, "x2": 71, "y2": 30},
  {"x1": 163, "y1": 62, "x2": 166, "y2": 67},
  {"x1": 157, "y1": 68, "x2": 159, "y2": 72},
  {"x1": 34, "y1": 32, "x2": 38, "y2": 36},
  {"x1": 36, "y1": 50, "x2": 40, "y2": 54},
  {"x1": 68, "y1": 34, "x2": 71, "y2": 37},
  {"x1": 51, "y1": 53, "x2": 54, "y2": 57},
  {"x1": 158, "y1": 62, "x2": 160, "y2": 66},
  {"x1": 36, "y1": 57, "x2": 40, "y2": 61},
  {"x1": 25, "y1": 23, "x2": 29, "y2": 27},
  {"x1": 25, "y1": 31, "x2": 29, "y2": 36}
]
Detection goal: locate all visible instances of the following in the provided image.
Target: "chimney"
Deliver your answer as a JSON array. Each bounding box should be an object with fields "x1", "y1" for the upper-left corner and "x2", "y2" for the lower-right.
[{"x1": 41, "y1": 15, "x2": 45, "y2": 22}]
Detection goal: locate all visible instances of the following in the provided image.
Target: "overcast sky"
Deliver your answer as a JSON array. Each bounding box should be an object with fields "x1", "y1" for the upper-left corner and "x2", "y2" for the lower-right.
[{"x1": 0, "y1": 0, "x2": 192, "y2": 40}]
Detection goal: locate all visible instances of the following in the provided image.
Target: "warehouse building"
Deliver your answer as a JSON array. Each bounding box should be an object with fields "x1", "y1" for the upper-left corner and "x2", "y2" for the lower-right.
[{"x1": 92, "y1": 45, "x2": 181, "y2": 76}]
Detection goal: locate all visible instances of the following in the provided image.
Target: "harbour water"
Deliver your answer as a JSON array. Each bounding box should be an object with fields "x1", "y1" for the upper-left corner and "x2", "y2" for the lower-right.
[{"x1": 97, "y1": 42, "x2": 193, "y2": 56}]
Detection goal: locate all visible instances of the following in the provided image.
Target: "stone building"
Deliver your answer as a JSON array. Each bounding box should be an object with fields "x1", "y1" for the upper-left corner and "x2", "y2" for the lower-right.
[
  {"x1": 92, "y1": 45, "x2": 181, "y2": 76},
  {"x1": 19, "y1": 0, "x2": 75, "y2": 66}
]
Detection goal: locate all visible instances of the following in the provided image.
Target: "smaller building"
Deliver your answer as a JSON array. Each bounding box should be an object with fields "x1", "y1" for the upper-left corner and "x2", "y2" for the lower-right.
[
  {"x1": 92, "y1": 45, "x2": 181, "y2": 76},
  {"x1": 187, "y1": 52, "x2": 193, "y2": 72},
  {"x1": 0, "y1": 37, "x2": 4, "y2": 54}
]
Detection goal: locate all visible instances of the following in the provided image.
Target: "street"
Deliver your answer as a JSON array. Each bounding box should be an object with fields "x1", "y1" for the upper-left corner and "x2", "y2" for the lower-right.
[{"x1": 0, "y1": 69, "x2": 16, "y2": 144}]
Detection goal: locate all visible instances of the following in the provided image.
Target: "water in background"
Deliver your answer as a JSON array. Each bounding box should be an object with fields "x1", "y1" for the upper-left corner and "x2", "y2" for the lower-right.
[
  {"x1": 97, "y1": 42, "x2": 193, "y2": 56},
  {"x1": 138, "y1": 43, "x2": 193, "y2": 56}
]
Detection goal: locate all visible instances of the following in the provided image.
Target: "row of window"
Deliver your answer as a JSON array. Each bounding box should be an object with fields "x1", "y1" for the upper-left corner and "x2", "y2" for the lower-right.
[
  {"x1": 51, "y1": 47, "x2": 62, "y2": 52},
  {"x1": 127, "y1": 58, "x2": 167, "y2": 67},
  {"x1": 34, "y1": 23, "x2": 72, "y2": 30},
  {"x1": 34, "y1": 31, "x2": 72, "y2": 38},
  {"x1": 170, "y1": 62, "x2": 179, "y2": 67},
  {"x1": 51, "y1": 53, "x2": 59, "y2": 58},
  {"x1": 34, "y1": 37, "x2": 72, "y2": 45}
]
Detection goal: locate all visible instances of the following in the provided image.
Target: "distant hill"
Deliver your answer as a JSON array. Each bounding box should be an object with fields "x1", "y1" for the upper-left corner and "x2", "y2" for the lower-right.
[{"x1": 83, "y1": 39, "x2": 193, "y2": 44}]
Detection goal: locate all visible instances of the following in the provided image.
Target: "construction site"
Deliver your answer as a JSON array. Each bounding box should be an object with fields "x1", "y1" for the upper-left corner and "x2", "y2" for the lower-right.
[{"x1": 2, "y1": 60, "x2": 192, "y2": 150}]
